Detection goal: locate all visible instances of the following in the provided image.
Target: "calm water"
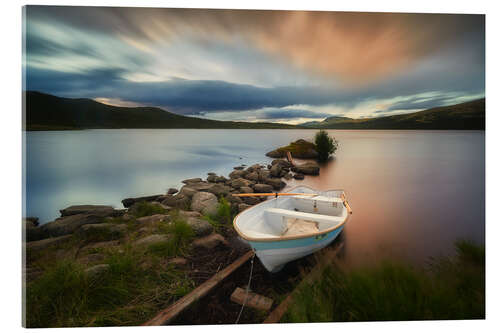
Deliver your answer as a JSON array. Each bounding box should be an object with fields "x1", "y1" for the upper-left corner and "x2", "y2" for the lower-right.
[{"x1": 24, "y1": 129, "x2": 485, "y2": 264}]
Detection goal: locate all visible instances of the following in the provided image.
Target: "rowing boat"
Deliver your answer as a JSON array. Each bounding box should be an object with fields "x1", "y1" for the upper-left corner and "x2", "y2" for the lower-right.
[{"x1": 233, "y1": 186, "x2": 352, "y2": 272}]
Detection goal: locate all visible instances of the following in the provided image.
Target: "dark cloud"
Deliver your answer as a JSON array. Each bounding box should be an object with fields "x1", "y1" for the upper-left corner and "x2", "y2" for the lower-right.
[{"x1": 257, "y1": 108, "x2": 332, "y2": 120}]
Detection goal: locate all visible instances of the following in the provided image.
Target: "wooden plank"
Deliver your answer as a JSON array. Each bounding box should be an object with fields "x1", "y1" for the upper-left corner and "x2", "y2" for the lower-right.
[
  {"x1": 230, "y1": 287, "x2": 273, "y2": 311},
  {"x1": 143, "y1": 251, "x2": 254, "y2": 326},
  {"x1": 286, "y1": 151, "x2": 295, "y2": 166},
  {"x1": 263, "y1": 292, "x2": 294, "y2": 323}
]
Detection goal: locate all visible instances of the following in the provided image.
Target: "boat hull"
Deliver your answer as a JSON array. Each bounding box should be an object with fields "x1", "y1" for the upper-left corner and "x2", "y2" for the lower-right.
[{"x1": 248, "y1": 226, "x2": 344, "y2": 272}]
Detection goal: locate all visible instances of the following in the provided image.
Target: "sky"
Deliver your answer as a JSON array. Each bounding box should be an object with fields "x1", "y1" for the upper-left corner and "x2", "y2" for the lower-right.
[{"x1": 23, "y1": 6, "x2": 485, "y2": 124}]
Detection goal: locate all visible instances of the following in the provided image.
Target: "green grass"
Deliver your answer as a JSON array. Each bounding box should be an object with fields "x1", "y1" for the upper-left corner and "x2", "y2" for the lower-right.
[
  {"x1": 203, "y1": 197, "x2": 234, "y2": 233},
  {"x1": 282, "y1": 240, "x2": 485, "y2": 323},
  {"x1": 131, "y1": 201, "x2": 166, "y2": 218},
  {"x1": 151, "y1": 212, "x2": 195, "y2": 257},
  {"x1": 26, "y1": 244, "x2": 194, "y2": 327},
  {"x1": 276, "y1": 139, "x2": 317, "y2": 156}
]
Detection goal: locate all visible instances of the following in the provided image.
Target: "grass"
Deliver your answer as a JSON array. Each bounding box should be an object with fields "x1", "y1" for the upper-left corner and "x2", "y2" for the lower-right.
[
  {"x1": 275, "y1": 139, "x2": 317, "y2": 157},
  {"x1": 131, "y1": 201, "x2": 167, "y2": 218},
  {"x1": 282, "y1": 240, "x2": 485, "y2": 322},
  {"x1": 150, "y1": 212, "x2": 195, "y2": 257},
  {"x1": 203, "y1": 197, "x2": 234, "y2": 233},
  {"x1": 25, "y1": 244, "x2": 194, "y2": 327}
]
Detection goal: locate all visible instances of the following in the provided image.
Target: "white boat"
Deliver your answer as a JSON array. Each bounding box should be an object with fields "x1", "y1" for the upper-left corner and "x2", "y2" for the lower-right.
[{"x1": 233, "y1": 186, "x2": 352, "y2": 272}]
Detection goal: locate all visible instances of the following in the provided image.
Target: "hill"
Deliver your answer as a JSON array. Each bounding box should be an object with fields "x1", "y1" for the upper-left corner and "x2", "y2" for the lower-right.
[
  {"x1": 23, "y1": 91, "x2": 297, "y2": 130},
  {"x1": 299, "y1": 98, "x2": 485, "y2": 130}
]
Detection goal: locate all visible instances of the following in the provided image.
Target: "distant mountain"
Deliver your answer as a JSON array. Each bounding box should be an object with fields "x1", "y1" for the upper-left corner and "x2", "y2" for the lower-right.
[
  {"x1": 299, "y1": 98, "x2": 485, "y2": 130},
  {"x1": 23, "y1": 91, "x2": 297, "y2": 130}
]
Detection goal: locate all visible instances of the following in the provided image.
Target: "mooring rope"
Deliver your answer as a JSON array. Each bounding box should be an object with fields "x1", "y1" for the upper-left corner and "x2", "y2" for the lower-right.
[{"x1": 235, "y1": 252, "x2": 256, "y2": 324}]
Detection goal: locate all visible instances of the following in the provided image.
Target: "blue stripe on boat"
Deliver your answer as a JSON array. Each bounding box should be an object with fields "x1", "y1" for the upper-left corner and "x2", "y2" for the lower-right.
[{"x1": 249, "y1": 227, "x2": 343, "y2": 251}]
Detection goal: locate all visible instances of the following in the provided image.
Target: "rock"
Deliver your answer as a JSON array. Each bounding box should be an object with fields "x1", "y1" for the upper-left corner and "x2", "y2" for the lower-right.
[
  {"x1": 225, "y1": 194, "x2": 243, "y2": 205},
  {"x1": 26, "y1": 234, "x2": 72, "y2": 251},
  {"x1": 136, "y1": 214, "x2": 169, "y2": 225},
  {"x1": 186, "y1": 217, "x2": 213, "y2": 236},
  {"x1": 244, "y1": 171, "x2": 259, "y2": 182},
  {"x1": 257, "y1": 169, "x2": 271, "y2": 182},
  {"x1": 191, "y1": 192, "x2": 218, "y2": 215},
  {"x1": 284, "y1": 172, "x2": 293, "y2": 180},
  {"x1": 167, "y1": 257, "x2": 188, "y2": 267},
  {"x1": 179, "y1": 185, "x2": 198, "y2": 198},
  {"x1": 85, "y1": 264, "x2": 110, "y2": 278},
  {"x1": 207, "y1": 172, "x2": 216, "y2": 176},
  {"x1": 243, "y1": 196, "x2": 260, "y2": 205},
  {"x1": 293, "y1": 173, "x2": 305, "y2": 180},
  {"x1": 293, "y1": 161, "x2": 320, "y2": 175},
  {"x1": 253, "y1": 183, "x2": 274, "y2": 193},
  {"x1": 215, "y1": 176, "x2": 227, "y2": 183},
  {"x1": 127, "y1": 201, "x2": 170, "y2": 216},
  {"x1": 188, "y1": 182, "x2": 216, "y2": 192},
  {"x1": 82, "y1": 240, "x2": 120, "y2": 252},
  {"x1": 40, "y1": 214, "x2": 104, "y2": 238},
  {"x1": 233, "y1": 166, "x2": 245, "y2": 170},
  {"x1": 167, "y1": 188, "x2": 178, "y2": 195},
  {"x1": 239, "y1": 186, "x2": 254, "y2": 194},
  {"x1": 270, "y1": 164, "x2": 282, "y2": 177},
  {"x1": 192, "y1": 234, "x2": 228, "y2": 250},
  {"x1": 161, "y1": 194, "x2": 190, "y2": 209},
  {"x1": 78, "y1": 253, "x2": 106, "y2": 265},
  {"x1": 265, "y1": 149, "x2": 283, "y2": 158},
  {"x1": 230, "y1": 178, "x2": 253, "y2": 189},
  {"x1": 265, "y1": 178, "x2": 286, "y2": 190},
  {"x1": 182, "y1": 178, "x2": 203, "y2": 184},
  {"x1": 121, "y1": 195, "x2": 163, "y2": 208},
  {"x1": 60, "y1": 205, "x2": 116, "y2": 217},
  {"x1": 122, "y1": 213, "x2": 134, "y2": 221},
  {"x1": 208, "y1": 184, "x2": 232, "y2": 197},
  {"x1": 207, "y1": 174, "x2": 218, "y2": 183},
  {"x1": 229, "y1": 169, "x2": 248, "y2": 179},
  {"x1": 135, "y1": 234, "x2": 172, "y2": 246},
  {"x1": 76, "y1": 223, "x2": 127, "y2": 240},
  {"x1": 245, "y1": 164, "x2": 262, "y2": 173},
  {"x1": 271, "y1": 159, "x2": 293, "y2": 169},
  {"x1": 238, "y1": 203, "x2": 252, "y2": 212},
  {"x1": 178, "y1": 210, "x2": 202, "y2": 218},
  {"x1": 24, "y1": 218, "x2": 46, "y2": 241},
  {"x1": 266, "y1": 139, "x2": 318, "y2": 159}
]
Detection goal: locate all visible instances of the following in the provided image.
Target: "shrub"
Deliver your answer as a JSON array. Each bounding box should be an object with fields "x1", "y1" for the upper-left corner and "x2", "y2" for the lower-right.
[
  {"x1": 132, "y1": 201, "x2": 166, "y2": 218},
  {"x1": 314, "y1": 130, "x2": 338, "y2": 162}
]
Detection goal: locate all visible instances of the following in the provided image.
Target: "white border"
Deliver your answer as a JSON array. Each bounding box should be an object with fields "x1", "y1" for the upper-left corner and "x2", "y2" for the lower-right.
[{"x1": 1, "y1": 1, "x2": 498, "y2": 333}]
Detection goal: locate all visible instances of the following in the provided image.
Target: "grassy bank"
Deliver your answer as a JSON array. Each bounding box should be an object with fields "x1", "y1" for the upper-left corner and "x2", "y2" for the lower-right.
[{"x1": 282, "y1": 240, "x2": 485, "y2": 322}]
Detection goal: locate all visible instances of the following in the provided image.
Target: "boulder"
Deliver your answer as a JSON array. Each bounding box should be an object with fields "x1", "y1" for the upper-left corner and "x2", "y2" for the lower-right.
[
  {"x1": 229, "y1": 170, "x2": 248, "y2": 179},
  {"x1": 271, "y1": 159, "x2": 293, "y2": 169},
  {"x1": 257, "y1": 169, "x2": 271, "y2": 182},
  {"x1": 215, "y1": 175, "x2": 227, "y2": 183},
  {"x1": 253, "y1": 183, "x2": 274, "y2": 193},
  {"x1": 166, "y1": 257, "x2": 188, "y2": 267},
  {"x1": 231, "y1": 178, "x2": 253, "y2": 189},
  {"x1": 188, "y1": 182, "x2": 216, "y2": 192},
  {"x1": 167, "y1": 188, "x2": 178, "y2": 195},
  {"x1": 284, "y1": 172, "x2": 293, "y2": 180},
  {"x1": 161, "y1": 194, "x2": 190, "y2": 209},
  {"x1": 246, "y1": 164, "x2": 262, "y2": 173},
  {"x1": 293, "y1": 173, "x2": 305, "y2": 180},
  {"x1": 24, "y1": 217, "x2": 39, "y2": 226},
  {"x1": 179, "y1": 185, "x2": 198, "y2": 198},
  {"x1": 293, "y1": 161, "x2": 320, "y2": 175},
  {"x1": 192, "y1": 234, "x2": 228, "y2": 250},
  {"x1": 243, "y1": 196, "x2": 260, "y2": 205},
  {"x1": 265, "y1": 149, "x2": 283, "y2": 158},
  {"x1": 127, "y1": 201, "x2": 170, "y2": 216},
  {"x1": 270, "y1": 164, "x2": 282, "y2": 178},
  {"x1": 244, "y1": 171, "x2": 259, "y2": 182},
  {"x1": 239, "y1": 186, "x2": 254, "y2": 194},
  {"x1": 233, "y1": 166, "x2": 245, "y2": 170},
  {"x1": 24, "y1": 218, "x2": 46, "y2": 242},
  {"x1": 265, "y1": 178, "x2": 286, "y2": 190},
  {"x1": 85, "y1": 264, "x2": 110, "y2": 278},
  {"x1": 225, "y1": 194, "x2": 243, "y2": 205},
  {"x1": 178, "y1": 210, "x2": 202, "y2": 218},
  {"x1": 40, "y1": 214, "x2": 104, "y2": 238},
  {"x1": 186, "y1": 217, "x2": 213, "y2": 237},
  {"x1": 135, "y1": 234, "x2": 172, "y2": 246},
  {"x1": 136, "y1": 214, "x2": 169, "y2": 225},
  {"x1": 238, "y1": 203, "x2": 252, "y2": 213},
  {"x1": 206, "y1": 174, "x2": 218, "y2": 183},
  {"x1": 76, "y1": 223, "x2": 127, "y2": 240},
  {"x1": 26, "y1": 234, "x2": 72, "y2": 251},
  {"x1": 191, "y1": 192, "x2": 218, "y2": 215},
  {"x1": 266, "y1": 139, "x2": 318, "y2": 159},
  {"x1": 206, "y1": 183, "x2": 232, "y2": 197},
  {"x1": 122, "y1": 195, "x2": 163, "y2": 208},
  {"x1": 182, "y1": 178, "x2": 203, "y2": 184},
  {"x1": 60, "y1": 205, "x2": 116, "y2": 217}
]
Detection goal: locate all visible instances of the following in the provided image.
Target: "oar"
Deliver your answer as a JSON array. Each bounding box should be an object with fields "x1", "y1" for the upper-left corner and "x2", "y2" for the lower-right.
[{"x1": 232, "y1": 193, "x2": 318, "y2": 197}]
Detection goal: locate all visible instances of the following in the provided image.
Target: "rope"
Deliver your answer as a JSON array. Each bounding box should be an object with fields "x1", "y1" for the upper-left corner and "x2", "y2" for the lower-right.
[{"x1": 235, "y1": 252, "x2": 256, "y2": 324}]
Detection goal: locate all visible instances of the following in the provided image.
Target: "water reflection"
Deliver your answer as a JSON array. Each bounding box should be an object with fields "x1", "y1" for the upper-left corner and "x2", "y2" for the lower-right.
[{"x1": 24, "y1": 129, "x2": 484, "y2": 264}]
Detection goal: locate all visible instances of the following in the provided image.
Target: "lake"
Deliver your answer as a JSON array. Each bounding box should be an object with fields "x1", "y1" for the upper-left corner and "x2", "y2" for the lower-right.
[{"x1": 24, "y1": 129, "x2": 485, "y2": 264}]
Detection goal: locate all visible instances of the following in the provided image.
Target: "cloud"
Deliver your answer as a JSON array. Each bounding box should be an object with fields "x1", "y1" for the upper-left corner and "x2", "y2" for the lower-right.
[{"x1": 26, "y1": 6, "x2": 484, "y2": 84}]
